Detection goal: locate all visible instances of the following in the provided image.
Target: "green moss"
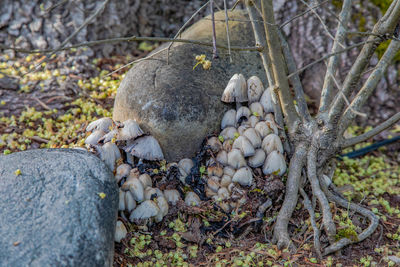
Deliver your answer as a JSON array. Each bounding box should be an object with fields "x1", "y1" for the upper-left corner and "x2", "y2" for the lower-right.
[{"x1": 370, "y1": 0, "x2": 392, "y2": 13}]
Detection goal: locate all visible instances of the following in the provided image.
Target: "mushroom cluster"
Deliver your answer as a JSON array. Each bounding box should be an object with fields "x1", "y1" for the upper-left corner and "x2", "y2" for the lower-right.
[
  {"x1": 199, "y1": 73, "x2": 287, "y2": 212},
  {"x1": 85, "y1": 73, "x2": 288, "y2": 243}
]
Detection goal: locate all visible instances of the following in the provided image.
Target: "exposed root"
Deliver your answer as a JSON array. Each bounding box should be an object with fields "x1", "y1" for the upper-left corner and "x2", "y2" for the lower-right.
[
  {"x1": 307, "y1": 144, "x2": 337, "y2": 243},
  {"x1": 319, "y1": 175, "x2": 380, "y2": 256},
  {"x1": 300, "y1": 187, "x2": 322, "y2": 259},
  {"x1": 273, "y1": 143, "x2": 307, "y2": 249}
]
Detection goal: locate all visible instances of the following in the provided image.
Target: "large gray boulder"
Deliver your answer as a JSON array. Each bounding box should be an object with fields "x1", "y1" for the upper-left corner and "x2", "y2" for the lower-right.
[
  {"x1": 0, "y1": 149, "x2": 118, "y2": 267},
  {"x1": 113, "y1": 10, "x2": 266, "y2": 162}
]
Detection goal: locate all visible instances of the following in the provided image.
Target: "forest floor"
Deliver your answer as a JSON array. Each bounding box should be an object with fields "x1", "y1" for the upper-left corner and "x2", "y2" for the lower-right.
[{"x1": 0, "y1": 49, "x2": 399, "y2": 267}]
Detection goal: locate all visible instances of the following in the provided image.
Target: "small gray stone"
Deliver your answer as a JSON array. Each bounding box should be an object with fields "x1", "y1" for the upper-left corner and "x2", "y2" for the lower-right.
[
  {"x1": 0, "y1": 149, "x2": 118, "y2": 267},
  {"x1": 113, "y1": 10, "x2": 266, "y2": 161}
]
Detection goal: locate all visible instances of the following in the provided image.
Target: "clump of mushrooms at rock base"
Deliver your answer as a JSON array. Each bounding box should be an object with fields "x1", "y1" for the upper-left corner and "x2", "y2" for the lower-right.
[{"x1": 84, "y1": 73, "x2": 287, "y2": 243}]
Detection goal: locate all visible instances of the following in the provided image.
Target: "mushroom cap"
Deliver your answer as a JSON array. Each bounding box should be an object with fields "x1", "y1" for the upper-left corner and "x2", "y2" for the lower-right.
[
  {"x1": 248, "y1": 116, "x2": 260, "y2": 128},
  {"x1": 216, "y1": 150, "x2": 228, "y2": 166},
  {"x1": 124, "y1": 191, "x2": 137, "y2": 212},
  {"x1": 119, "y1": 119, "x2": 144, "y2": 140},
  {"x1": 129, "y1": 200, "x2": 160, "y2": 221},
  {"x1": 221, "y1": 73, "x2": 248, "y2": 103},
  {"x1": 185, "y1": 192, "x2": 201, "y2": 206},
  {"x1": 123, "y1": 177, "x2": 144, "y2": 202},
  {"x1": 138, "y1": 173, "x2": 152, "y2": 188},
  {"x1": 220, "y1": 175, "x2": 232, "y2": 187},
  {"x1": 206, "y1": 137, "x2": 223, "y2": 153},
  {"x1": 220, "y1": 126, "x2": 239, "y2": 140},
  {"x1": 223, "y1": 166, "x2": 236, "y2": 177},
  {"x1": 163, "y1": 189, "x2": 181, "y2": 205},
  {"x1": 86, "y1": 117, "x2": 113, "y2": 133},
  {"x1": 85, "y1": 130, "x2": 106, "y2": 146},
  {"x1": 207, "y1": 165, "x2": 223, "y2": 178},
  {"x1": 207, "y1": 177, "x2": 220, "y2": 193},
  {"x1": 232, "y1": 135, "x2": 255, "y2": 157},
  {"x1": 260, "y1": 86, "x2": 274, "y2": 113},
  {"x1": 115, "y1": 164, "x2": 132, "y2": 183},
  {"x1": 247, "y1": 76, "x2": 265, "y2": 103},
  {"x1": 221, "y1": 109, "x2": 237, "y2": 130},
  {"x1": 243, "y1": 128, "x2": 262, "y2": 148},
  {"x1": 254, "y1": 121, "x2": 273, "y2": 138},
  {"x1": 232, "y1": 166, "x2": 253, "y2": 186},
  {"x1": 262, "y1": 150, "x2": 287, "y2": 176},
  {"x1": 115, "y1": 220, "x2": 128, "y2": 243},
  {"x1": 236, "y1": 106, "x2": 251, "y2": 124},
  {"x1": 124, "y1": 135, "x2": 164, "y2": 161},
  {"x1": 227, "y1": 149, "x2": 247, "y2": 169},
  {"x1": 97, "y1": 142, "x2": 121, "y2": 171},
  {"x1": 217, "y1": 187, "x2": 230, "y2": 200},
  {"x1": 262, "y1": 134, "x2": 284, "y2": 154},
  {"x1": 249, "y1": 102, "x2": 264, "y2": 118},
  {"x1": 248, "y1": 148, "x2": 266, "y2": 168},
  {"x1": 178, "y1": 158, "x2": 194, "y2": 178}
]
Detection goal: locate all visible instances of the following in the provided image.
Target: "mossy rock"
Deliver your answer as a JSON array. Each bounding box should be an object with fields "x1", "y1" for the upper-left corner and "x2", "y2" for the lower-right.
[{"x1": 113, "y1": 10, "x2": 266, "y2": 161}]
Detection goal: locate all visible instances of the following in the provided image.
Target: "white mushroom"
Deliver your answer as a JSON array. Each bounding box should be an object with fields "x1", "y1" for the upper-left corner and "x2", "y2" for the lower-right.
[
  {"x1": 118, "y1": 190, "x2": 126, "y2": 211},
  {"x1": 122, "y1": 175, "x2": 144, "y2": 200},
  {"x1": 262, "y1": 150, "x2": 287, "y2": 176},
  {"x1": 100, "y1": 129, "x2": 118, "y2": 143},
  {"x1": 216, "y1": 150, "x2": 228, "y2": 166},
  {"x1": 207, "y1": 165, "x2": 223, "y2": 177},
  {"x1": 220, "y1": 127, "x2": 238, "y2": 140},
  {"x1": 115, "y1": 220, "x2": 127, "y2": 243},
  {"x1": 260, "y1": 86, "x2": 274, "y2": 113},
  {"x1": 218, "y1": 187, "x2": 230, "y2": 200},
  {"x1": 144, "y1": 187, "x2": 163, "y2": 200},
  {"x1": 248, "y1": 116, "x2": 260, "y2": 128},
  {"x1": 236, "y1": 106, "x2": 251, "y2": 123},
  {"x1": 86, "y1": 117, "x2": 113, "y2": 133},
  {"x1": 255, "y1": 121, "x2": 273, "y2": 138},
  {"x1": 247, "y1": 76, "x2": 264, "y2": 103},
  {"x1": 243, "y1": 128, "x2": 262, "y2": 148},
  {"x1": 124, "y1": 135, "x2": 164, "y2": 161},
  {"x1": 220, "y1": 175, "x2": 232, "y2": 187},
  {"x1": 249, "y1": 102, "x2": 264, "y2": 118},
  {"x1": 223, "y1": 166, "x2": 236, "y2": 177},
  {"x1": 138, "y1": 173, "x2": 152, "y2": 188},
  {"x1": 232, "y1": 166, "x2": 253, "y2": 186},
  {"x1": 115, "y1": 164, "x2": 132, "y2": 183},
  {"x1": 262, "y1": 134, "x2": 284, "y2": 154},
  {"x1": 238, "y1": 125, "x2": 250, "y2": 135},
  {"x1": 118, "y1": 119, "x2": 144, "y2": 140},
  {"x1": 221, "y1": 109, "x2": 237, "y2": 129},
  {"x1": 185, "y1": 192, "x2": 201, "y2": 206},
  {"x1": 207, "y1": 137, "x2": 223, "y2": 153},
  {"x1": 97, "y1": 142, "x2": 122, "y2": 171},
  {"x1": 221, "y1": 73, "x2": 248, "y2": 103},
  {"x1": 232, "y1": 136, "x2": 255, "y2": 157},
  {"x1": 178, "y1": 158, "x2": 194, "y2": 183},
  {"x1": 207, "y1": 176, "x2": 220, "y2": 193},
  {"x1": 154, "y1": 196, "x2": 169, "y2": 222},
  {"x1": 206, "y1": 187, "x2": 217, "y2": 198},
  {"x1": 129, "y1": 200, "x2": 160, "y2": 221},
  {"x1": 227, "y1": 149, "x2": 247, "y2": 169},
  {"x1": 248, "y1": 148, "x2": 266, "y2": 168},
  {"x1": 163, "y1": 189, "x2": 181, "y2": 205},
  {"x1": 265, "y1": 120, "x2": 279, "y2": 135},
  {"x1": 85, "y1": 130, "x2": 106, "y2": 146},
  {"x1": 125, "y1": 191, "x2": 137, "y2": 212}
]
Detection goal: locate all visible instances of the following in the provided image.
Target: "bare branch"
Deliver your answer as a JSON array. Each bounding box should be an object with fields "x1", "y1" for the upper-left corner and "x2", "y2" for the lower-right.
[
  {"x1": 328, "y1": 0, "x2": 400, "y2": 124},
  {"x1": 0, "y1": 36, "x2": 261, "y2": 55},
  {"x1": 307, "y1": 142, "x2": 336, "y2": 243},
  {"x1": 338, "y1": 39, "x2": 400, "y2": 135},
  {"x1": 167, "y1": 1, "x2": 210, "y2": 64},
  {"x1": 273, "y1": 143, "x2": 307, "y2": 249},
  {"x1": 210, "y1": 0, "x2": 218, "y2": 59},
  {"x1": 278, "y1": 30, "x2": 311, "y2": 121},
  {"x1": 319, "y1": 0, "x2": 352, "y2": 114},
  {"x1": 300, "y1": 187, "x2": 322, "y2": 259},
  {"x1": 342, "y1": 112, "x2": 400, "y2": 148},
  {"x1": 223, "y1": 0, "x2": 232, "y2": 62},
  {"x1": 261, "y1": 0, "x2": 300, "y2": 132}
]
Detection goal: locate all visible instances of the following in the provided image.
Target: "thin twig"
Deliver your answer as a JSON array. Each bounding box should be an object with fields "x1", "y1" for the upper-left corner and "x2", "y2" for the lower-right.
[
  {"x1": 210, "y1": 0, "x2": 218, "y2": 59},
  {"x1": 166, "y1": 1, "x2": 210, "y2": 64},
  {"x1": 319, "y1": 0, "x2": 352, "y2": 114},
  {"x1": 342, "y1": 112, "x2": 400, "y2": 148},
  {"x1": 223, "y1": 0, "x2": 232, "y2": 62}
]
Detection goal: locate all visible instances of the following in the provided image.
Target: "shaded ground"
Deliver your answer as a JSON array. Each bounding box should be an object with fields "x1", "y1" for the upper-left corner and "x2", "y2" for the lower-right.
[{"x1": 0, "y1": 50, "x2": 399, "y2": 266}]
